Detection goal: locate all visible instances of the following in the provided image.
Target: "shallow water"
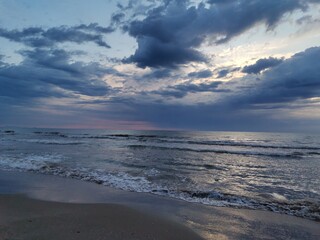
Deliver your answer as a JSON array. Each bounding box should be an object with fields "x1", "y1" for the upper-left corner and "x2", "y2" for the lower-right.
[{"x1": 1, "y1": 128, "x2": 319, "y2": 220}]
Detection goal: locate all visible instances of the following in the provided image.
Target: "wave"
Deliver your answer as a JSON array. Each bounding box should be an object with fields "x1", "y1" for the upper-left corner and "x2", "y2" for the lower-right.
[
  {"x1": 16, "y1": 139, "x2": 83, "y2": 145},
  {"x1": 58, "y1": 132, "x2": 320, "y2": 151},
  {"x1": 164, "y1": 161, "x2": 228, "y2": 171},
  {"x1": 67, "y1": 133, "x2": 186, "y2": 141},
  {"x1": 177, "y1": 190, "x2": 320, "y2": 221},
  {"x1": 0, "y1": 130, "x2": 15, "y2": 137},
  {"x1": 33, "y1": 131, "x2": 68, "y2": 138},
  {"x1": 109, "y1": 134, "x2": 159, "y2": 138},
  {"x1": 27, "y1": 132, "x2": 320, "y2": 152},
  {"x1": 0, "y1": 130, "x2": 15, "y2": 134},
  {"x1": 190, "y1": 141, "x2": 320, "y2": 150},
  {"x1": 153, "y1": 139, "x2": 320, "y2": 151},
  {"x1": 127, "y1": 145, "x2": 311, "y2": 158},
  {"x1": 0, "y1": 154, "x2": 64, "y2": 171},
  {"x1": 0, "y1": 157, "x2": 318, "y2": 221}
]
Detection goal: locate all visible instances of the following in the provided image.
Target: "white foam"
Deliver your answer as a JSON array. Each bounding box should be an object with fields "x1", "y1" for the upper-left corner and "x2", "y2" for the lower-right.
[
  {"x1": 270, "y1": 193, "x2": 288, "y2": 201},
  {"x1": 145, "y1": 168, "x2": 160, "y2": 177},
  {"x1": 0, "y1": 153, "x2": 319, "y2": 221},
  {"x1": 91, "y1": 171, "x2": 153, "y2": 192},
  {"x1": 0, "y1": 153, "x2": 64, "y2": 171}
]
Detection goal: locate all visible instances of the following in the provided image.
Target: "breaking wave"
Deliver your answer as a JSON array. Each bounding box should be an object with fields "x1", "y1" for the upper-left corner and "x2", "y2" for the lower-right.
[{"x1": 0, "y1": 154, "x2": 319, "y2": 221}]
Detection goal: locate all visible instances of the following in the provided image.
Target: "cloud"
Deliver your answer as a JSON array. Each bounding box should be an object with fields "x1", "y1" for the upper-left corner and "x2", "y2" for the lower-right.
[
  {"x1": 141, "y1": 68, "x2": 173, "y2": 80},
  {"x1": 188, "y1": 69, "x2": 213, "y2": 78},
  {"x1": 151, "y1": 80, "x2": 226, "y2": 98},
  {"x1": 0, "y1": 55, "x2": 5, "y2": 67},
  {"x1": 116, "y1": 0, "x2": 159, "y2": 17},
  {"x1": 111, "y1": 13, "x2": 126, "y2": 26},
  {"x1": 296, "y1": 15, "x2": 313, "y2": 25},
  {"x1": 102, "y1": 46, "x2": 320, "y2": 131},
  {"x1": 0, "y1": 23, "x2": 113, "y2": 48},
  {"x1": 0, "y1": 48, "x2": 114, "y2": 101},
  {"x1": 124, "y1": 0, "x2": 319, "y2": 68},
  {"x1": 73, "y1": 23, "x2": 114, "y2": 34},
  {"x1": 123, "y1": 36, "x2": 206, "y2": 68},
  {"x1": 2, "y1": 45, "x2": 317, "y2": 132},
  {"x1": 116, "y1": 0, "x2": 137, "y2": 11},
  {"x1": 216, "y1": 67, "x2": 240, "y2": 78},
  {"x1": 242, "y1": 57, "x2": 284, "y2": 74},
  {"x1": 206, "y1": 0, "x2": 236, "y2": 4},
  {"x1": 109, "y1": 46, "x2": 320, "y2": 131},
  {"x1": 242, "y1": 47, "x2": 320, "y2": 104},
  {"x1": 99, "y1": 98, "x2": 298, "y2": 132}
]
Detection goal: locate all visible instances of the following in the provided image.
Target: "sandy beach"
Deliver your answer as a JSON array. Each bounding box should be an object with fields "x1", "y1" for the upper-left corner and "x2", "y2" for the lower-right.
[
  {"x1": 0, "y1": 170, "x2": 319, "y2": 240},
  {"x1": 0, "y1": 194, "x2": 202, "y2": 240}
]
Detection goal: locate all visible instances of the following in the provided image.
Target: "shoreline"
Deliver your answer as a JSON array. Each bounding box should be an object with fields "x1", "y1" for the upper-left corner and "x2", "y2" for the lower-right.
[{"x1": 0, "y1": 170, "x2": 319, "y2": 239}]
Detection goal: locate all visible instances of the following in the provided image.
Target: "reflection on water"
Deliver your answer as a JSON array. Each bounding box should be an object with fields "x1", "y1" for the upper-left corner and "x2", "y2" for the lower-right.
[{"x1": 0, "y1": 128, "x2": 320, "y2": 220}]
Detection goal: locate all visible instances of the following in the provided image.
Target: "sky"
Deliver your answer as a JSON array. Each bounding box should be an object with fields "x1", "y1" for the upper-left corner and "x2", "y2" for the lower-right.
[{"x1": 0, "y1": 0, "x2": 320, "y2": 132}]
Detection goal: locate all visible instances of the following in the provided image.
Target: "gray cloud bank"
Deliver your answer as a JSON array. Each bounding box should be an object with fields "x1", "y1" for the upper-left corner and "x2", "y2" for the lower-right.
[
  {"x1": 244, "y1": 47, "x2": 320, "y2": 104},
  {"x1": 121, "y1": 46, "x2": 320, "y2": 131},
  {"x1": 152, "y1": 80, "x2": 225, "y2": 98},
  {"x1": 1, "y1": 44, "x2": 319, "y2": 131},
  {"x1": 124, "y1": 0, "x2": 319, "y2": 68},
  {"x1": 0, "y1": 23, "x2": 113, "y2": 48},
  {"x1": 0, "y1": 48, "x2": 114, "y2": 101}
]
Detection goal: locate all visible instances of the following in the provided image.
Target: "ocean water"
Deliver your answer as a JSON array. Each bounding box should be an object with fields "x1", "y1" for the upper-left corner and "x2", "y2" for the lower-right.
[{"x1": 1, "y1": 128, "x2": 319, "y2": 220}]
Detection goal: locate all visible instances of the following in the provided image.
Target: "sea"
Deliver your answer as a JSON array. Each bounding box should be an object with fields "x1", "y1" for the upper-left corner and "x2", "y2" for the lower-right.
[{"x1": 0, "y1": 128, "x2": 319, "y2": 221}]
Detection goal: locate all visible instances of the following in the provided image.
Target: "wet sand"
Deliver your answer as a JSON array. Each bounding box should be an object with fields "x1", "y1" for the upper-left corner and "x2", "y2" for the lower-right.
[
  {"x1": 0, "y1": 170, "x2": 319, "y2": 240},
  {"x1": 0, "y1": 194, "x2": 203, "y2": 240}
]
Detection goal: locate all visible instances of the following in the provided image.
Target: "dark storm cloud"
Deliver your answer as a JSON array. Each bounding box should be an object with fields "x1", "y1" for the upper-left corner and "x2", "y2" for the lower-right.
[
  {"x1": 152, "y1": 80, "x2": 225, "y2": 98},
  {"x1": 0, "y1": 48, "x2": 114, "y2": 101},
  {"x1": 242, "y1": 57, "x2": 284, "y2": 74},
  {"x1": 188, "y1": 69, "x2": 212, "y2": 79},
  {"x1": 123, "y1": 36, "x2": 206, "y2": 68},
  {"x1": 243, "y1": 47, "x2": 320, "y2": 104},
  {"x1": 124, "y1": 0, "x2": 319, "y2": 68},
  {"x1": 0, "y1": 23, "x2": 113, "y2": 48}
]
